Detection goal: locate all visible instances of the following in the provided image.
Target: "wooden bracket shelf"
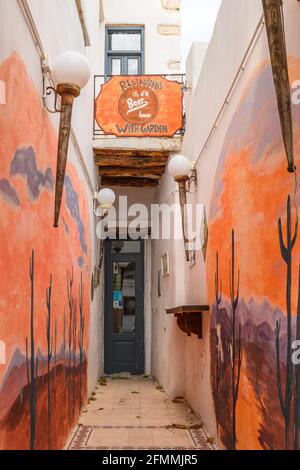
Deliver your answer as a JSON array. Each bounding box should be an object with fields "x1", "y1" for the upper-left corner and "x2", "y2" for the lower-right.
[{"x1": 166, "y1": 305, "x2": 210, "y2": 339}]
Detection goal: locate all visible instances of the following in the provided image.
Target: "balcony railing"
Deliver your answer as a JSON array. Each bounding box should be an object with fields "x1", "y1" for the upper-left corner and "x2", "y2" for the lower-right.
[{"x1": 93, "y1": 74, "x2": 186, "y2": 139}]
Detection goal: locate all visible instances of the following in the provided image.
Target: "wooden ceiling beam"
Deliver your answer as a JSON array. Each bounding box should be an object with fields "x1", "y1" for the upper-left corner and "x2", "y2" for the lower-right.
[
  {"x1": 94, "y1": 148, "x2": 171, "y2": 158},
  {"x1": 100, "y1": 171, "x2": 161, "y2": 180},
  {"x1": 99, "y1": 166, "x2": 165, "y2": 177},
  {"x1": 95, "y1": 155, "x2": 169, "y2": 167},
  {"x1": 101, "y1": 177, "x2": 159, "y2": 187}
]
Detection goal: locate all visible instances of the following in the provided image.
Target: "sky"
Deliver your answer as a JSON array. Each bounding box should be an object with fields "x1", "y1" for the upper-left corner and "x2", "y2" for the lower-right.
[{"x1": 181, "y1": 0, "x2": 222, "y2": 62}]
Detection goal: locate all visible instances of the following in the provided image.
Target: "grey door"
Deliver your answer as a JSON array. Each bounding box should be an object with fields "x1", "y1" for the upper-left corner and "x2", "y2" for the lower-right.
[{"x1": 104, "y1": 239, "x2": 145, "y2": 374}]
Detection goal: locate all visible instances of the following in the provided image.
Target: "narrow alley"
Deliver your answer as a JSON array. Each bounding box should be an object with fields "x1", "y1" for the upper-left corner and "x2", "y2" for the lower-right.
[
  {"x1": 66, "y1": 376, "x2": 214, "y2": 450},
  {"x1": 2, "y1": 0, "x2": 300, "y2": 458}
]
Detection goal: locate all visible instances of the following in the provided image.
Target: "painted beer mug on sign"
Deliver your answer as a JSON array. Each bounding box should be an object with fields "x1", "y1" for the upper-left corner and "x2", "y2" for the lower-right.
[{"x1": 118, "y1": 86, "x2": 159, "y2": 124}]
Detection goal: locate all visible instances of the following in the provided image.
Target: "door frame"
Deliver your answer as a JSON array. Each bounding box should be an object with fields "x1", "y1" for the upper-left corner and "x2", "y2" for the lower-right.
[{"x1": 104, "y1": 239, "x2": 145, "y2": 375}]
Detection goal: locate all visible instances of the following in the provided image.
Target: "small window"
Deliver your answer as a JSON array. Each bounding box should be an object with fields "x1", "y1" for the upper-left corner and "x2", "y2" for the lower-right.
[
  {"x1": 110, "y1": 240, "x2": 141, "y2": 254},
  {"x1": 105, "y1": 27, "x2": 144, "y2": 76},
  {"x1": 108, "y1": 32, "x2": 141, "y2": 52}
]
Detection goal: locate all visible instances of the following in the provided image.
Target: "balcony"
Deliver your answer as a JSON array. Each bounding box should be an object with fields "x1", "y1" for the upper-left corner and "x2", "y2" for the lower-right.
[{"x1": 93, "y1": 74, "x2": 185, "y2": 187}]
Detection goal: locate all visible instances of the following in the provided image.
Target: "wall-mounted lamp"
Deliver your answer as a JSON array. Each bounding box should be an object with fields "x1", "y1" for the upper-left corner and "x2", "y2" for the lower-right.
[
  {"x1": 168, "y1": 154, "x2": 197, "y2": 262},
  {"x1": 94, "y1": 187, "x2": 116, "y2": 273},
  {"x1": 94, "y1": 188, "x2": 116, "y2": 219},
  {"x1": 43, "y1": 51, "x2": 91, "y2": 227}
]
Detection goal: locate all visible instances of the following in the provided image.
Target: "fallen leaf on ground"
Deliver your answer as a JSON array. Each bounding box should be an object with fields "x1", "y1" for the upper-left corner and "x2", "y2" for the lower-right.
[
  {"x1": 190, "y1": 424, "x2": 203, "y2": 429},
  {"x1": 172, "y1": 398, "x2": 184, "y2": 404},
  {"x1": 165, "y1": 423, "x2": 204, "y2": 430},
  {"x1": 165, "y1": 423, "x2": 188, "y2": 430},
  {"x1": 98, "y1": 377, "x2": 107, "y2": 386}
]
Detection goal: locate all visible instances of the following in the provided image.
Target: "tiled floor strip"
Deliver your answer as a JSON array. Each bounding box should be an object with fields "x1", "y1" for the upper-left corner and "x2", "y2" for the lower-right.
[{"x1": 66, "y1": 376, "x2": 215, "y2": 450}]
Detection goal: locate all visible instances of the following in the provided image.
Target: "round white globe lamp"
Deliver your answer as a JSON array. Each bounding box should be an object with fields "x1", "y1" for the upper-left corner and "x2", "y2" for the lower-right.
[
  {"x1": 97, "y1": 188, "x2": 116, "y2": 210},
  {"x1": 52, "y1": 51, "x2": 90, "y2": 89},
  {"x1": 168, "y1": 154, "x2": 192, "y2": 181}
]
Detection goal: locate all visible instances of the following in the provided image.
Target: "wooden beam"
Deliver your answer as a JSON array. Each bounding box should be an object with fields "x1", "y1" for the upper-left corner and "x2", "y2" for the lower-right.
[
  {"x1": 262, "y1": 0, "x2": 295, "y2": 172},
  {"x1": 99, "y1": 166, "x2": 166, "y2": 178},
  {"x1": 101, "y1": 172, "x2": 161, "y2": 180},
  {"x1": 101, "y1": 176, "x2": 159, "y2": 187},
  {"x1": 94, "y1": 148, "x2": 171, "y2": 158},
  {"x1": 95, "y1": 155, "x2": 169, "y2": 168}
]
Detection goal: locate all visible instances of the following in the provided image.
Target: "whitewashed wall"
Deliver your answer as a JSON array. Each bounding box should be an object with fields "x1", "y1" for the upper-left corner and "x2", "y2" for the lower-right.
[{"x1": 99, "y1": 0, "x2": 181, "y2": 74}]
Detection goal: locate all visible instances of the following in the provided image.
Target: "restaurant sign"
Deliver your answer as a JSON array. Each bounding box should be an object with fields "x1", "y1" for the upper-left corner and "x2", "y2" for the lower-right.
[{"x1": 95, "y1": 76, "x2": 183, "y2": 138}]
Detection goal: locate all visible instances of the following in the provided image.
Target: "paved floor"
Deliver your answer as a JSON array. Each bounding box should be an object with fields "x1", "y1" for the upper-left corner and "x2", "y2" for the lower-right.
[{"x1": 66, "y1": 376, "x2": 215, "y2": 450}]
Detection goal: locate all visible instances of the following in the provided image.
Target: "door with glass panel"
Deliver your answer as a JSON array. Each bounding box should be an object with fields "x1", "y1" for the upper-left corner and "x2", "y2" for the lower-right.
[
  {"x1": 104, "y1": 239, "x2": 145, "y2": 374},
  {"x1": 105, "y1": 27, "x2": 144, "y2": 76}
]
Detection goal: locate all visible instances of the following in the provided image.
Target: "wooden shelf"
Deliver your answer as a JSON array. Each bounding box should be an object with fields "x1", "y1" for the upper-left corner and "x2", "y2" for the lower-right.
[{"x1": 166, "y1": 305, "x2": 210, "y2": 339}]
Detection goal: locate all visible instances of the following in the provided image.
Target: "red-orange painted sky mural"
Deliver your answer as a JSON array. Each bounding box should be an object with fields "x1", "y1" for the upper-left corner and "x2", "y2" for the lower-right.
[
  {"x1": 208, "y1": 59, "x2": 300, "y2": 312},
  {"x1": 207, "y1": 57, "x2": 300, "y2": 450},
  {"x1": 0, "y1": 53, "x2": 91, "y2": 449}
]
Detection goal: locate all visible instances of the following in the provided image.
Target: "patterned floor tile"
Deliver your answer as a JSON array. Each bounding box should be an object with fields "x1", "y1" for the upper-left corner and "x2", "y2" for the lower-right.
[{"x1": 66, "y1": 377, "x2": 216, "y2": 451}]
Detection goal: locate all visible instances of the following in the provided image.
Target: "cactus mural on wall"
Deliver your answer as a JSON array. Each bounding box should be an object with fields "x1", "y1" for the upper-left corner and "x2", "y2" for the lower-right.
[
  {"x1": 293, "y1": 265, "x2": 300, "y2": 449},
  {"x1": 46, "y1": 274, "x2": 53, "y2": 447},
  {"x1": 25, "y1": 250, "x2": 38, "y2": 450},
  {"x1": 78, "y1": 273, "x2": 85, "y2": 408},
  {"x1": 228, "y1": 229, "x2": 242, "y2": 450},
  {"x1": 214, "y1": 252, "x2": 222, "y2": 396},
  {"x1": 54, "y1": 318, "x2": 57, "y2": 401},
  {"x1": 67, "y1": 270, "x2": 74, "y2": 418},
  {"x1": 207, "y1": 59, "x2": 300, "y2": 450},
  {"x1": 63, "y1": 309, "x2": 66, "y2": 384},
  {"x1": 72, "y1": 301, "x2": 77, "y2": 417},
  {"x1": 211, "y1": 231, "x2": 243, "y2": 449},
  {"x1": 276, "y1": 195, "x2": 298, "y2": 449},
  {"x1": 0, "y1": 54, "x2": 91, "y2": 450}
]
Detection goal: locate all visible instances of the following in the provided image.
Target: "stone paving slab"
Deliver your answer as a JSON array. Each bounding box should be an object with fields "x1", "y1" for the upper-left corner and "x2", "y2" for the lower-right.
[{"x1": 66, "y1": 376, "x2": 215, "y2": 450}]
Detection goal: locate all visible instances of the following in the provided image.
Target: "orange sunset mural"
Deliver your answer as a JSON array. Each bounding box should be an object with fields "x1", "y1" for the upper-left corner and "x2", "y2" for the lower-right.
[
  {"x1": 207, "y1": 58, "x2": 300, "y2": 450},
  {"x1": 0, "y1": 53, "x2": 91, "y2": 449}
]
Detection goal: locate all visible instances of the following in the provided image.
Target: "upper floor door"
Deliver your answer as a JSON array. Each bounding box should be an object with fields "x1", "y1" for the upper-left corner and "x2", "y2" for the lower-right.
[{"x1": 105, "y1": 26, "x2": 145, "y2": 76}]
